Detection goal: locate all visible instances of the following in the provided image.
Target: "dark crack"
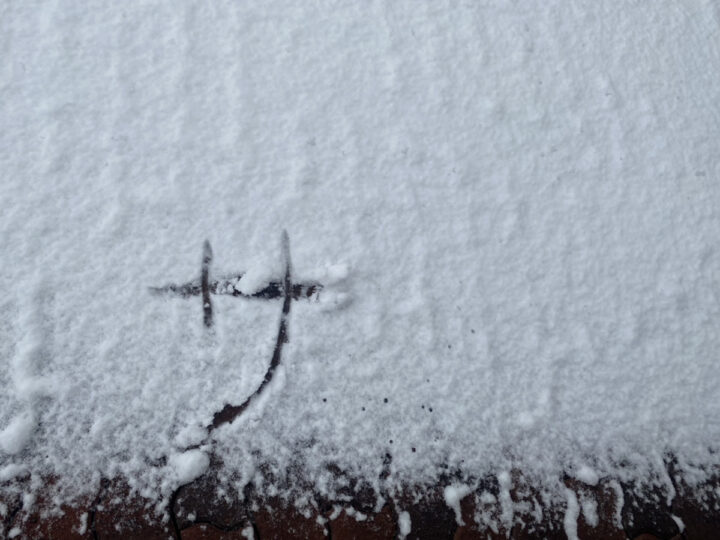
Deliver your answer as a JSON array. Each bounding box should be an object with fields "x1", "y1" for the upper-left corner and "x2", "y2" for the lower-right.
[
  {"x1": 201, "y1": 239, "x2": 213, "y2": 328},
  {"x1": 149, "y1": 238, "x2": 321, "y2": 309}
]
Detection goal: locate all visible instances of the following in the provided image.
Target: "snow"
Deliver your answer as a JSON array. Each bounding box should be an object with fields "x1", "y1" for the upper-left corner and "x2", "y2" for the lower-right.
[
  {"x1": 398, "y1": 510, "x2": 411, "y2": 538},
  {"x1": 671, "y1": 514, "x2": 685, "y2": 533},
  {"x1": 324, "y1": 264, "x2": 350, "y2": 285},
  {"x1": 563, "y1": 489, "x2": 580, "y2": 540},
  {"x1": 168, "y1": 450, "x2": 210, "y2": 486},
  {"x1": 77, "y1": 512, "x2": 88, "y2": 535},
  {"x1": 1, "y1": 0, "x2": 720, "y2": 511},
  {"x1": 0, "y1": 464, "x2": 27, "y2": 482},
  {"x1": 237, "y1": 256, "x2": 277, "y2": 296},
  {"x1": 173, "y1": 424, "x2": 208, "y2": 449},
  {"x1": 609, "y1": 481, "x2": 624, "y2": 528},
  {"x1": 580, "y1": 495, "x2": 599, "y2": 528},
  {"x1": 444, "y1": 483, "x2": 472, "y2": 525},
  {"x1": 497, "y1": 472, "x2": 514, "y2": 528},
  {"x1": 0, "y1": 413, "x2": 36, "y2": 455},
  {"x1": 575, "y1": 465, "x2": 599, "y2": 486}
]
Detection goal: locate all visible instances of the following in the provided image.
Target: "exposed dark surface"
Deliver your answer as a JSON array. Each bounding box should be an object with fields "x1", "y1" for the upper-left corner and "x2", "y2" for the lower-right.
[
  {"x1": 5, "y1": 471, "x2": 716, "y2": 539},
  {"x1": 201, "y1": 240, "x2": 213, "y2": 328}
]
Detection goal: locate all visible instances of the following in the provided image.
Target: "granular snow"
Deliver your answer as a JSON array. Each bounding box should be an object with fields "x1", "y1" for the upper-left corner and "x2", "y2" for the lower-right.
[{"x1": 1, "y1": 0, "x2": 719, "y2": 510}]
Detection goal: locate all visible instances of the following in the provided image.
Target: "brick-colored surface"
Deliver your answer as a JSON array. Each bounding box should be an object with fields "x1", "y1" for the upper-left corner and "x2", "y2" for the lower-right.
[
  {"x1": 619, "y1": 482, "x2": 680, "y2": 539},
  {"x1": 507, "y1": 470, "x2": 565, "y2": 540},
  {"x1": 564, "y1": 478, "x2": 626, "y2": 540},
  {"x1": 12, "y1": 502, "x2": 91, "y2": 540},
  {"x1": 328, "y1": 505, "x2": 396, "y2": 540},
  {"x1": 254, "y1": 499, "x2": 327, "y2": 540},
  {"x1": 3, "y1": 471, "x2": 720, "y2": 538},
  {"x1": 453, "y1": 484, "x2": 510, "y2": 540},
  {"x1": 173, "y1": 456, "x2": 251, "y2": 530},
  {"x1": 671, "y1": 476, "x2": 720, "y2": 540},
  {"x1": 510, "y1": 508, "x2": 566, "y2": 540},
  {"x1": 398, "y1": 486, "x2": 458, "y2": 540},
  {"x1": 181, "y1": 522, "x2": 249, "y2": 539},
  {"x1": 93, "y1": 480, "x2": 174, "y2": 540},
  {"x1": 7, "y1": 477, "x2": 92, "y2": 540}
]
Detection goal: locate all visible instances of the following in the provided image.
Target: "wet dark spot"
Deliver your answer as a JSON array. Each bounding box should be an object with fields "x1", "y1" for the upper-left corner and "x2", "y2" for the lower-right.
[
  {"x1": 383, "y1": 398, "x2": 388, "y2": 403},
  {"x1": 447, "y1": 344, "x2": 452, "y2": 349},
  {"x1": 322, "y1": 398, "x2": 326, "y2": 403},
  {"x1": 471, "y1": 329, "x2": 475, "y2": 333},
  {"x1": 421, "y1": 405, "x2": 425, "y2": 409},
  {"x1": 389, "y1": 440, "x2": 393, "y2": 444},
  {"x1": 361, "y1": 407, "x2": 365, "y2": 411},
  {"x1": 429, "y1": 407, "x2": 433, "y2": 412}
]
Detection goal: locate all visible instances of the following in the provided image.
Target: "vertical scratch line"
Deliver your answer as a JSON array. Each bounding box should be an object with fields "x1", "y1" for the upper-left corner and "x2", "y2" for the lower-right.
[
  {"x1": 208, "y1": 230, "x2": 292, "y2": 431},
  {"x1": 202, "y1": 240, "x2": 213, "y2": 328}
]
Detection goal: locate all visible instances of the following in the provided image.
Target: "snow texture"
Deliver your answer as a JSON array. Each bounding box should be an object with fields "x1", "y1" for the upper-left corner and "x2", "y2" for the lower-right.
[
  {"x1": 1, "y1": 0, "x2": 720, "y2": 507},
  {"x1": 0, "y1": 413, "x2": 36, "y2": 456},
  {"x1": 173, "y1": 424, "x2": 208, "y2": 450},
  {"x1": 563, "y1": 488, "x2": 580, "y2": 540},
  {"x1": 77, "y1": 512, "x2": 88, "y2": 535},
  {"x1": 168, "y1": 450, "x2": 210, "y2": 486},
  {"x1": 575, "y1": 465, "x2": 600, "y2": 486},
  {"x1": 498, "y1": 472, "x2": 514, "y2": 527},
  {"x1": 671, "y1": 514, "x2": 685, "y2": 533},
  {"x1": 580, "y1": 495, "x2": 599, "y2": 528},
  {"x1": 237, "y1": 256, "x2": 277, "y2": 296},
  {"x1": 0, "y1": 464, "x2": 27, "y2": 483},
  {"x1": 444, "y1": 483, "x2": 472, "y2": 525},
  {"x1": 398, "y1": 510, "x2": 411, "y2": 538}
]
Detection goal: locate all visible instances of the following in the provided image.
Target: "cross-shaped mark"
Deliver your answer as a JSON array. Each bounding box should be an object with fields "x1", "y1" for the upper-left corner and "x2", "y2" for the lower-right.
[
  {"x1": 150, "y1": 231, "x2": 322, "y2": 328},
  {"x1": 150, "y1": 231, "x2": 322, "y2": 432}
]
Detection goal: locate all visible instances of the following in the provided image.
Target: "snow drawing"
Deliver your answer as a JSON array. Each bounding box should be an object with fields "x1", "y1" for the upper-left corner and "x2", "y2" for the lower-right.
[{"x1": 150, "y1": 231, "x2": 323, "y2": 433}]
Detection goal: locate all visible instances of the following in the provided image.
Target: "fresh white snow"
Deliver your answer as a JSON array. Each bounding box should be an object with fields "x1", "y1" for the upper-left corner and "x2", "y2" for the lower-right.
[
  {"x1": 580, "y1": 494, "x2": 599, "y2": 528},
  {"x1": 0, "y1": 464, "x2": 27, "y2": 483},
  {"x1": 575, "y1": 465, "x2": 600, "y2": 487},
  {"x1": 671, "y1": 514, "x2": 685, "y2": 533},
  {"x1": 168, "y1": 450, "x2": 210, "y2": 486},
  {"x1": 444, "y1": 483, "x2": 472, "y2": 525},
  {"x1": 563, "y1": 488, "x2": 580, "y2": 540},
  {"x1": 0, "y1": 413, "x2": 36, "y2": 456},
  {"x1": 398, "y1": 510, "x2": 411, "y2": 538},
  {"x1": 237, "y1": 256, "x2": 277, "y2": 296},
  {"x1": 1, "y1": 0, "x2": 720, "y2": 511}
]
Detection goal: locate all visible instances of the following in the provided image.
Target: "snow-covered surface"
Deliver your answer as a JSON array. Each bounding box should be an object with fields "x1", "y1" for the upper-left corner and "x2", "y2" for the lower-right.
[
  {"x1": 398, "y1": 510, "x2": 411, "y2": 538},
  {"x1": 167, "y1": 450, "x2": 210, "y2": 486},
  {"x1": 574, "y1": 465, "x2": 600, "y2": 487},
  {"x1": 563, "y1": 488, "x2": 580, "y2": 540},
  {"x1": 2, "y1": 0, "x2": 720, "y2": 509},
  {"x1": 237, "y1": 256, "x2": 278, "y2": 296},
  {"x1": 0, "y1": 413, "x2": 35, "y2": 456},
  {"x1": 0, "y1": 464, "x2": 27, "y2": 483},
  {"x1": 444, "y1": 483, "x2": 472, "y2": 525}
]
